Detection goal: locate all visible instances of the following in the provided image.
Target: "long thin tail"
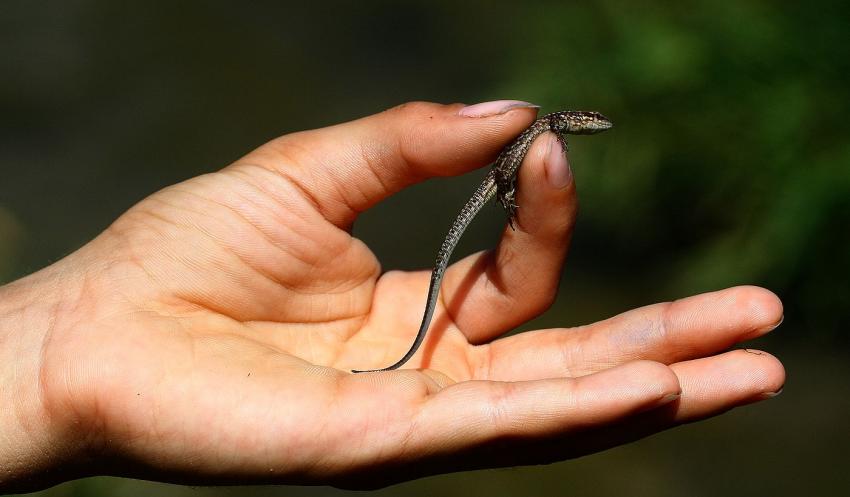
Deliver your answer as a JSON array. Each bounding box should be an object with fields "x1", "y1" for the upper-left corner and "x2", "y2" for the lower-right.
[{"x1": 352, "y1": 173, "x2": 497, "y2": 373}]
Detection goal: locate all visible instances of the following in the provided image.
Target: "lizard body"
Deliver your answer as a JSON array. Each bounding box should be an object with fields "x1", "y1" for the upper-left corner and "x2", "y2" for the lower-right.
[{"x1": 353, "y1": 111, "x2": 612, "y2": 373}]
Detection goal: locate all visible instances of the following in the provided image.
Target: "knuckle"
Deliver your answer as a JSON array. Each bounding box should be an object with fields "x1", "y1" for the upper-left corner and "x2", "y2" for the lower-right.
[
  {"x1": 384, "y1": 101, "x2": 440, "y2": 120},
  {"x1": 655, "y1": 302, "x2": 677, "y2": 348},
  {"x1": 482, "y1": 382, "x2": 517, "y2": 430}
]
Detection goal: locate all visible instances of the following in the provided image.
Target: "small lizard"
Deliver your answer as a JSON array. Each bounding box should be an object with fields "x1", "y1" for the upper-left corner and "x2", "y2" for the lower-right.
[{"x1": 353, "y1": 111, "x2": 613, "y2": 373}]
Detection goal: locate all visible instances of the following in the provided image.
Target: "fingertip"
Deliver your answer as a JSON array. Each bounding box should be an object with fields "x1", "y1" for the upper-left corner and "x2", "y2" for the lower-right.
[
  {"x1": 728, "y1": 286, "x2": 784, "y2": 338},
  {"x1": 621, "y1": 360, "x2": 682, "y2": 401},
  {"x1": 738, "y1": 349, "x2": 786, "y2": 396},
  {"x1": 379, "y1": 101, "x2": 540, "y2": 178},
  {"x1": 512, "y1": 132, "x2": 577, "y2": 233},
  {"x1": 669, "y1": 349, "x2": 787, "y2": 419},
  {"x1": 580, "y1": 360, "x2": 681, "y2": 413},
  {"x1": 515, "y1": 132, "x2": 556, "y2": 184},
  {"x1": 516, "y1": 131, "x2": 573, "y2": 189},
  {"x1": 544, "y1": 134, "x2": 572, "y2": 189},
  {"x1": 456, "y1": 100, "x2": 540, "y2": 118}
]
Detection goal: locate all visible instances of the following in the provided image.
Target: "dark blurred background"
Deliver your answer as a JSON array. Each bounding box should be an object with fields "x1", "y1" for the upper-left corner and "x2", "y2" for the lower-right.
[{"x1": 2, "y1": 0, "x2": 848, "y2": 495}]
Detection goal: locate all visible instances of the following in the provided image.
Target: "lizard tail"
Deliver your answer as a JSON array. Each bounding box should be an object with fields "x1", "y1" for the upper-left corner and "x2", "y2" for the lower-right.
[{"x1": 352, "y1": 172, "x2": 498, "y2": 373}]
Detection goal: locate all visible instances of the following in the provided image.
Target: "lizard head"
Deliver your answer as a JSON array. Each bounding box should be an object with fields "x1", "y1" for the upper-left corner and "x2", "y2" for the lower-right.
[{"x1": 550, "y1": 111, "x2": 613, "y2": 135}]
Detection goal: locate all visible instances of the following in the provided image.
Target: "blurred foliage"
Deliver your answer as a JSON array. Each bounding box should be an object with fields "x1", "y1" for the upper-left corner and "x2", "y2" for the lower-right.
[{"x1": 1, "y1": 0, "x2": 848, "y2": 496}]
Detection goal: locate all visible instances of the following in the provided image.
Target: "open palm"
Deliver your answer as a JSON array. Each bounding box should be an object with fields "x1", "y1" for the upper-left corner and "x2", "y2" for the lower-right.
[{"x1": 25, "y1": 101, "x2": 783, "y2": 489}]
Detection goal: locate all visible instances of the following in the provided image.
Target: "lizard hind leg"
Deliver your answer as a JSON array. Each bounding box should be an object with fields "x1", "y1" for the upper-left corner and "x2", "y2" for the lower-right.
[{"x1": 496, "y1": 175, "x2": 519, "y2": 230}]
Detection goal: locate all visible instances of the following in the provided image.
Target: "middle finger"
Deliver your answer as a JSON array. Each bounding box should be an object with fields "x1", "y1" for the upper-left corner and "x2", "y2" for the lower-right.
[{"x1": 479, "y1": 286, "x2": 783, "y2": 381}]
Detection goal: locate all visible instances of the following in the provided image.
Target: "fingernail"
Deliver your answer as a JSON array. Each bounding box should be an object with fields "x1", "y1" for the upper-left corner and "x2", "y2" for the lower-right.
[
  {"x1": 545, "y1": 133, "x2": 572, "y2": 188},
  {"x1": 458, "y1": 99, "x2": 539, "y2": 118},
  {"x1": 758, "y1": 387, "x2": 783, "y2": 400},
  {"x1": 768, "y1": 314, "x2": 785, "y2": 331},
  {"x1": 753, "y1": 314, "x2": 784, "y2": 337},
  {"x1": 637, "y1": 392, "x2": 680, "y2": 414}
]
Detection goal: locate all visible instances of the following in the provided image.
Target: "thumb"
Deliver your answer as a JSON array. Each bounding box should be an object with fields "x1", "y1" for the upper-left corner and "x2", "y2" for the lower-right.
[{"x1": 240, "y1": 101, "x2": 539, "y2": 227}]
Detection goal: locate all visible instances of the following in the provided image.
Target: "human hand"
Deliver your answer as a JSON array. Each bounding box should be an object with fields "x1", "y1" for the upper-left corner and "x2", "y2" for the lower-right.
[{"x1": 0, "y1": 101, "x2": 784, "y2": 491}]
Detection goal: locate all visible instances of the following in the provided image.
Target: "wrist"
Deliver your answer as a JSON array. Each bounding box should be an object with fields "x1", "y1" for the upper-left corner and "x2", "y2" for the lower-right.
[{"x1": 0, "y1": 259, "x2": 91, "y2": 492}]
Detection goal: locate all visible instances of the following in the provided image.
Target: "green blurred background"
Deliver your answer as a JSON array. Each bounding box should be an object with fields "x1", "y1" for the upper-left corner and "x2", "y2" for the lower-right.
[{"x1": 1, "y1": 0, "x2": 848, "y2": 495}]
